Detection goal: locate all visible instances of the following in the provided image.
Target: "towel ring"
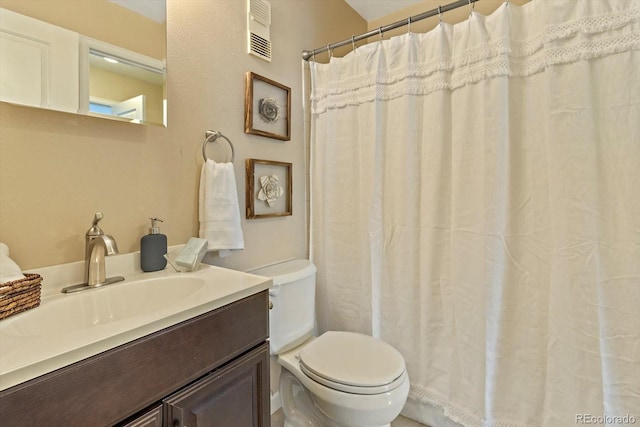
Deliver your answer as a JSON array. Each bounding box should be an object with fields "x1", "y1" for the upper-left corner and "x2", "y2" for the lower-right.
[{"x1": 202, "y1": 130, "x2": 235, "y2": 163}]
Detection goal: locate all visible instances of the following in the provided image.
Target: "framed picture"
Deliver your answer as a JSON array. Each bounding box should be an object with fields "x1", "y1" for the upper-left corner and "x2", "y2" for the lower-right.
[
  {"x1": 245, "y1": 72, "x2": 291, "y2": 141},
  {"x1": 246, "y1": 159, "x2": 292, "y2": 219}
]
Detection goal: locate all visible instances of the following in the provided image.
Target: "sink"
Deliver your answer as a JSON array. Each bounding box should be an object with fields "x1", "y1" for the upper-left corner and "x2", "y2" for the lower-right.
[
  {"x1": 0, "y1": 260, "x2": 272, "y2": 393},
  {"x1": 2, "y1": 276, "x2": 205, "y2": 337}
]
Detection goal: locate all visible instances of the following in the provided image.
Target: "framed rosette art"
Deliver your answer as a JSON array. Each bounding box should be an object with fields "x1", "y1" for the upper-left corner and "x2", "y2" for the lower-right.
[
  {"x1": 244, "y1": 72, "x2": 291, "y2": 141},
  {"x1": 246, "y1": 158, "x2": 292, "y2": 219}
]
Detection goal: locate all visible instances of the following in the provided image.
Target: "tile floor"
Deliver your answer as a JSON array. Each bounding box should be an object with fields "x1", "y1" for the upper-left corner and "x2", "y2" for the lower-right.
[{"x1": 271, "y1": 409, "x2": 428, "y2": 427}]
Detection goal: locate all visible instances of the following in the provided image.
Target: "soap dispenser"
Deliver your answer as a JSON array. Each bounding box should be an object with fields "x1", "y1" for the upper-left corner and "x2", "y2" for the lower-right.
[{"x1": 140, "y1": 217, "x2": 167, "y2": 272}]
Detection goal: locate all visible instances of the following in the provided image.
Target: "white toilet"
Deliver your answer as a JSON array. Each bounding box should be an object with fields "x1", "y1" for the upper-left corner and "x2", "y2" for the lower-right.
[{"x1": 251, "y1": 259, "x2": 409, "y2": 427}]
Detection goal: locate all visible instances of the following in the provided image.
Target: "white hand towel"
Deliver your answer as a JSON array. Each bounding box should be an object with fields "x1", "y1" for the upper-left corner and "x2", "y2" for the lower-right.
[
  {"x1": 199, "y1": 160, "x2": 244, "y2": 257},
  {"x1": 0, "y1": 242, "x2": 25, "y2": 283}
]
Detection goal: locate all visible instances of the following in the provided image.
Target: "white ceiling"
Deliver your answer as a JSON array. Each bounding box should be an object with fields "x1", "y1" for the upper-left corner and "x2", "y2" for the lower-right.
[
  {"x1": 344, "y1": 0, "x2": 424, "y2": 21},
  {"x1": 108, "y1": 0, "x2": 423, "y2": 26},
  {"x1": 108, "y1": 0, "x2": 166, "y2": 23},
  {"x1": 109, "y1": 0, "x2": 418, "y2": 25}
]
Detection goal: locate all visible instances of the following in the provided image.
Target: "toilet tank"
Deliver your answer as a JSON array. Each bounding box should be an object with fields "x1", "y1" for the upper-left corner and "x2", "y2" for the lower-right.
[{"x1": 250, "y1": 259, "x2": 317, "y2": 355}]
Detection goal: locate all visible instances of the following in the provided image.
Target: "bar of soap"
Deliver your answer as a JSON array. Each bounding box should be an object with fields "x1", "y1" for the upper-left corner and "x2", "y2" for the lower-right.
[{"x1": 175, "y1": 237, "x2": 208, "y2": 271}]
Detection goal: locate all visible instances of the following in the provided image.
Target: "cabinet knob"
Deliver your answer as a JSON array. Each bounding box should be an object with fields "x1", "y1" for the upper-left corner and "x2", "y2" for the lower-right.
[{"x1": 268, "y1": 300, "x2": 273, "y2": 310}]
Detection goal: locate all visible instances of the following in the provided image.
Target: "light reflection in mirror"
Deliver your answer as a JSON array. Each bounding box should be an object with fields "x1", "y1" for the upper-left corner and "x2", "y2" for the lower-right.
[{"x1": 86, "y1": 49, "x2": 165, "y2": 125}]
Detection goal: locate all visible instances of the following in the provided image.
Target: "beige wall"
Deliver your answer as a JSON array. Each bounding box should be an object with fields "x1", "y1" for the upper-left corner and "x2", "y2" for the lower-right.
[{"x1": 0, "y1": 0, "x2": 365, "y2": 271}]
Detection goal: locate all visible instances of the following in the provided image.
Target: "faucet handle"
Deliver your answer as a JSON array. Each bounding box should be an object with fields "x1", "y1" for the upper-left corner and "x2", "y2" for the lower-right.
[
  {"x1": 92, "y1": 212, "x2": 103, "y2": 226},
  {"x1": 86, "y1": 212, "x2": 105, "y2": 238}
]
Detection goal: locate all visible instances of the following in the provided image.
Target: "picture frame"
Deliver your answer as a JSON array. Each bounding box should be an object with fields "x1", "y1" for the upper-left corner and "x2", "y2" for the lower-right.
[
  {"x1": 244, "y1": 72, "x2": 291, "y2": 141},
  {"x1": 246, "y1": 159, "x2": 292, "y2": 219}
]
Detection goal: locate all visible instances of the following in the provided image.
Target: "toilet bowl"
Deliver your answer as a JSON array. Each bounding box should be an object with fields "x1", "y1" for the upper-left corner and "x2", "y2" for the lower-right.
[
  {"x1": 250, "y1": 260, "x2": 409, "y2": 427},
  {"x1": 278, "y1": 331, "x2": 410, "y2": 427}
]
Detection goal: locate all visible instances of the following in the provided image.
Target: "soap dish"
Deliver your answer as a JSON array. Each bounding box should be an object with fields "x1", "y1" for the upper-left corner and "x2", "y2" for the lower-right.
[
  {"x1": 164, "y1": 237, "x2": 208, "y2": 273},
  {"x1": 164, "y1": 252, "x2": 191, "y2": 273}
]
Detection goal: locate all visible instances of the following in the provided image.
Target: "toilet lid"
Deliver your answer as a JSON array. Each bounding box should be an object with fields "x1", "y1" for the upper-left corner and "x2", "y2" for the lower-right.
[{"x1": 298, "y1": 331, "x2": 405, "y2": 394}]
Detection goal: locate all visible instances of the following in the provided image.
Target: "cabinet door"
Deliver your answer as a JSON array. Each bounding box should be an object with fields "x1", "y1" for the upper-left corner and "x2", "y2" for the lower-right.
[
  {"x1": 121, "y1": 405, "x2": 162, "y2": 427},
  {"x1": 164, "y1": 343, "x2": 270, "y2": 427}
]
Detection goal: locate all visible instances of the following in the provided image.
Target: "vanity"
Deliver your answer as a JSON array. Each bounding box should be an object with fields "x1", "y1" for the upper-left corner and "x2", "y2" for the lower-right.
[{"x1": 0, "y1": 260, "x2": 272, "y2": 426}]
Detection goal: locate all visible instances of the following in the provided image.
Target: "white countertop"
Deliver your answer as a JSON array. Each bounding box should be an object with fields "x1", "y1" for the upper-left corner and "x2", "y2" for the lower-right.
[{"x1": 0, "y1": 264, "x2": 271, "y2": 391}]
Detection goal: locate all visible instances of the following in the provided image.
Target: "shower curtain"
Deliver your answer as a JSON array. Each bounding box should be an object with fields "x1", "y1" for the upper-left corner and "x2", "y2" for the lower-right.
[{"x1": 309, "y1": 1, "x2": 640, "y2": 426}]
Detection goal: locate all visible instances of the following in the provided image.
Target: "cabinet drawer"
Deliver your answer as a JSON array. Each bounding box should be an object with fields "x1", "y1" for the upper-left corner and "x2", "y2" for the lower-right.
[{"x1": 0, "y1": 291, "x2": 269, "y2": 426}]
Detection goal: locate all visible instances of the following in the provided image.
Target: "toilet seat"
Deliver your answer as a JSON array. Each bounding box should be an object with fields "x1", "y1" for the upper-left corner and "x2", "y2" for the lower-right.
[{"x1": 298, "y1": 331, "x2": 406, "y2": 395}]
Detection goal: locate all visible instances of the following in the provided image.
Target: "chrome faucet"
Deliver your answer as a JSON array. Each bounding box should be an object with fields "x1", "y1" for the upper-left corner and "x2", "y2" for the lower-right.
[{"x1": 62, "y1": 213, "x2": 124, "y2": 293}]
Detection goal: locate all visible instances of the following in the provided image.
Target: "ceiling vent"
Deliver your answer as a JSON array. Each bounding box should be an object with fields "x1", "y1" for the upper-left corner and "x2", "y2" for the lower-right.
[{"x1": 247, "y1": 0, "x2": 272, "y2": 62}]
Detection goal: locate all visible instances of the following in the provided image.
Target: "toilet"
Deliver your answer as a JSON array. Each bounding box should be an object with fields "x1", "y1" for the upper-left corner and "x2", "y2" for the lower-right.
[{"x1": 251, "y1": 259, "x2": 409, "y2": 427}]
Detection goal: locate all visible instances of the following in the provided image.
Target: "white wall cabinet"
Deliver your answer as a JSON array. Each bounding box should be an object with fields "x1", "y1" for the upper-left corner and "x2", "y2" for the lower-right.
[{"x1": 0, "y1": 8, "x2": 79, "y2": 113}]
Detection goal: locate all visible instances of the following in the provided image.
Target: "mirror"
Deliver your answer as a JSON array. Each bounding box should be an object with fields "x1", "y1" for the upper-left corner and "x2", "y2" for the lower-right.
[{"x1": 0, "y1": 0, "x2": 166, "y2": 127}]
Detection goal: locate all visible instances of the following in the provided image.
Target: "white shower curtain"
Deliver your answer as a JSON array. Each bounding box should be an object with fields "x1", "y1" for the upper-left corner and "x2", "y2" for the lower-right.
[{"x1": 309, "y1": 1, "x2": 640, "y2": 426}]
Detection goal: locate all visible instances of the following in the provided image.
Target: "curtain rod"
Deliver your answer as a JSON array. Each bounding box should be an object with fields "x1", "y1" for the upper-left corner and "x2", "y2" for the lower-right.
[{"x1": 302, "y1": 0, "x2": 480, "y2": 61}]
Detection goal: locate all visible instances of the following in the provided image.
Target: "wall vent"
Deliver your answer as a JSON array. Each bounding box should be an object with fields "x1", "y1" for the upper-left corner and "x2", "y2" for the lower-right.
[{"x1": 247, "y1": 0, "x2": 272, "y2": 62}]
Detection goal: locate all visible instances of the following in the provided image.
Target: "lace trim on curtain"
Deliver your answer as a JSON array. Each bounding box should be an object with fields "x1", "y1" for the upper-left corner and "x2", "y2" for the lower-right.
[
  {"x1": 410, "y1": 385, "x2": 536, "y2": 427},
  {"x1": 311, "y1": 8, "x2": 640, "y2": 114}
]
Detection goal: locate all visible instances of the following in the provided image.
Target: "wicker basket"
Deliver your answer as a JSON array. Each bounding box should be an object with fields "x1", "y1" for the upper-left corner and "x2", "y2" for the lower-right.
[{"x1": 0, "y1": 273, "x2": 42, "y2": 320}]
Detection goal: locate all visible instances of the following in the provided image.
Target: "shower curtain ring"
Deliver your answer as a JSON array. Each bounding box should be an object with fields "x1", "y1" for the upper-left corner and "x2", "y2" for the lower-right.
[
  {"x1": 438, "y1": 6, "x2": 443, "y2": 23},
  {"x1": 351, "y1": 35, "x2": 356, "y2": 53},
  {"x1": 407, "y1": 16, "x2": 412, "y2": 33},
  {"x1": 378, "y1": 27, "x2": 383, "y2": 40},
  {"x1": 327, "y1": 43, "x2": 333, "y2": 59}
]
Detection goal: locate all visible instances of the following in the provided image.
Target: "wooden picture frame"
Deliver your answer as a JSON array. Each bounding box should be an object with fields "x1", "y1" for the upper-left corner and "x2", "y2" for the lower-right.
[
  {"x1": 244, "y1": 72, "x2": 291, "y2": 141},
  {"x1": 246, "y1": 159, "x2": 292, "y2": 219}
]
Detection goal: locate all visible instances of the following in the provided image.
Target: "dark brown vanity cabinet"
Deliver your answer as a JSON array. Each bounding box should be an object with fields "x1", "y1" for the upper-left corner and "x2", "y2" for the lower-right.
[
  {"x1": 0, "y1": 290, "x2": 270, "y2": 427},
  {"x1": 164, "y1": 343, "x2": 269, "y2": 427},
  {"x1": 122, "y1": 406, "x2": 163, "y2": 427}
]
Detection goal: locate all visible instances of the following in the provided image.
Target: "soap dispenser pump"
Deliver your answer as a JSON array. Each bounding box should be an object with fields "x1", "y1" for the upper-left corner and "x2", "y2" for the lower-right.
[{"x1": 140, "y1": 217, "x2": 167, "y2": 272}]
